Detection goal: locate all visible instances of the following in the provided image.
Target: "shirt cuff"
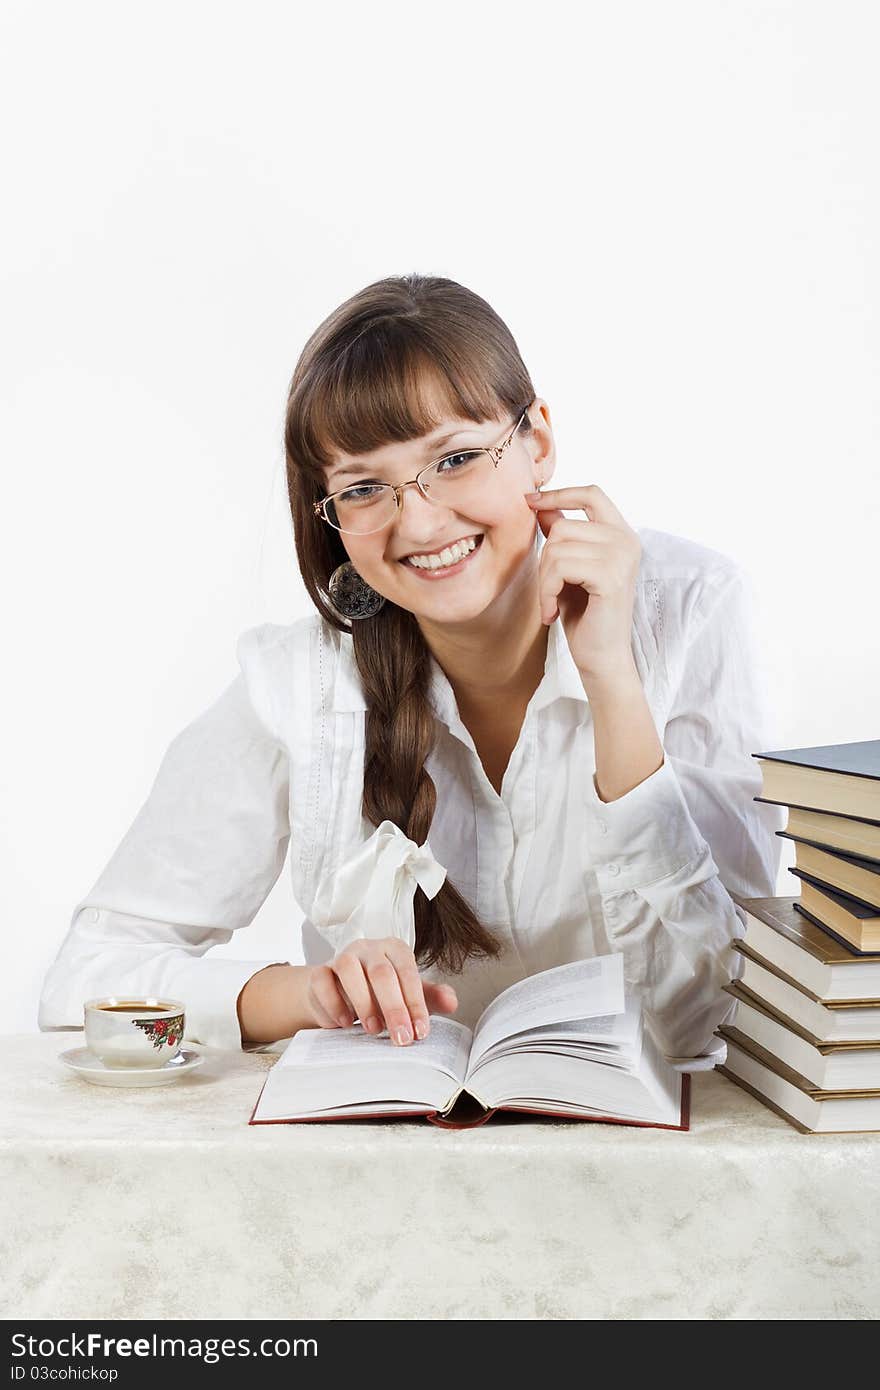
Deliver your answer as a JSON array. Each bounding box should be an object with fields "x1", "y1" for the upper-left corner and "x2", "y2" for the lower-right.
[
  {"x1": 584, "y1": 753, "x2": 711, "y2": 895},
  {"x1": 172, "y1": 957, "x2": 292, "y2": 1052}
]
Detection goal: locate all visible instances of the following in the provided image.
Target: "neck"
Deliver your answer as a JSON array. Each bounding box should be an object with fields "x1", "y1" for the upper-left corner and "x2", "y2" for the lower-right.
[{"x1": 416, "y1": 540, "x2": 549, "y2": 715}]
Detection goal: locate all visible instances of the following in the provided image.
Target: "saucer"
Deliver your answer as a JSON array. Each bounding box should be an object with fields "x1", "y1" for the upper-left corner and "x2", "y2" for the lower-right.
[{"x1": 59, "y1": 1046, "x2": 205, "y2": 1087}]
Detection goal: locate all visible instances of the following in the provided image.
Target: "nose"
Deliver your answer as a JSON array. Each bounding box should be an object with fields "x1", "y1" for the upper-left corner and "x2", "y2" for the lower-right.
[{"x1": 394, "y1": 480, "x2": 454, "y2": 538}]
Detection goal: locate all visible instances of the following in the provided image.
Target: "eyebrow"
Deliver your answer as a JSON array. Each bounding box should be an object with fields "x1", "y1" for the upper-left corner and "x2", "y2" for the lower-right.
[{"x1": 326, "y1": 426, "x2": 478, "y2": 484}]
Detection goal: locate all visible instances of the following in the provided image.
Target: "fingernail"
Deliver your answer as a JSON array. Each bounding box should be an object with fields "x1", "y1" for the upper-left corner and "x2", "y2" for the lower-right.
[
  {"x1": 394, "y1": 1026, "x2": 412, "y2": 1046},
  {"x1": 414, "y1": 1018, "x2": 428, "y2": 1040}
]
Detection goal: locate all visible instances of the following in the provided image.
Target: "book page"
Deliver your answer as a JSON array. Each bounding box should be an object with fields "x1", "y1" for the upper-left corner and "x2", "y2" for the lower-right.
[
  {"x1": 468, "y1": 997, "x2": 644, "y2": 1096},
  {"x1": 467, "y1": 954, "x2": 626, "y2": 1073},
  {"x1": 277, "y1": 1015, "x2": 473, "y2": 1084},
  {"x1": 467, "y1": 1041, "x2": 678, "y2": 1124},
  {"x1": 472, "y1": 1008, "x2": 640, "y2": 1068}
]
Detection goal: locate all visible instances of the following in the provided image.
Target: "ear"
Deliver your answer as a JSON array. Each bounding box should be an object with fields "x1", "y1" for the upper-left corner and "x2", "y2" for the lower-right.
[
  {"x1": 537, "y1": 458, "x2": 556, "y2": 490},
  {"x1": 526, "y1": 397, "x2": 556, "y2": 489}
]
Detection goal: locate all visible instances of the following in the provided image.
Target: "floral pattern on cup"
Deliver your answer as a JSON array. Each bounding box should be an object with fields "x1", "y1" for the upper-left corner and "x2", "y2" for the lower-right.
[{"x1": 132, "y1": 1014, "x2": 184, "y2": 1050}]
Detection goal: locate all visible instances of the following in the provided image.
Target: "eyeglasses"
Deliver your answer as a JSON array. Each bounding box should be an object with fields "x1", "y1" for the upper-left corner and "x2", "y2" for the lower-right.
[{"x1": 313, "y1": 401, "x2": 534, "y2": 535}]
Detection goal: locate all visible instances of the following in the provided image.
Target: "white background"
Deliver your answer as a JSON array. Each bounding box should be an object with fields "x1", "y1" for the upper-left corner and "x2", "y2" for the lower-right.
[{"x1": 1, "y1": 2, "x2": 877, "y2": 1033}]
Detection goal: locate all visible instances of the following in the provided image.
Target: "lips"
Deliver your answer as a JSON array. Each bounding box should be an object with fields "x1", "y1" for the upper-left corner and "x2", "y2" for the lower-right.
[
  {"x1": 398, "y1": 533, "x2": 482, "y2": 562},
  {"x1": 400, "y1": 533, "x2": 484, "y2": 579}
]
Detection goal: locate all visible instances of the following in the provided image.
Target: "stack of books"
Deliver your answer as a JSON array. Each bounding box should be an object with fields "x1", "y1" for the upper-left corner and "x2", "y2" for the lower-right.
[{"x1": 715, "y1": 739, "x2": 880, "y2": 1133}]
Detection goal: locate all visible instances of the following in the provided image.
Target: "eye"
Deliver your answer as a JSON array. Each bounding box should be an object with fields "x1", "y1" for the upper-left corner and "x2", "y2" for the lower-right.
[
  {"x1": 337, "y1": 483, "x2": 386, "y2": 504},
  {"x1": 435, "y1": 450, "x2": 481, "y2": 474}
]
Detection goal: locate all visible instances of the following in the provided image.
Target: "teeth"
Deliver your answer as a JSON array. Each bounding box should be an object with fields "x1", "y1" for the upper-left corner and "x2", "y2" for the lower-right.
[{"x1": 406, "y1": 536, "x2": 478, "y2": 570}]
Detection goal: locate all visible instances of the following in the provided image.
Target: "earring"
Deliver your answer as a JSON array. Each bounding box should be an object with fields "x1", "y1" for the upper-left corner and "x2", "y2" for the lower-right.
[{"x1": 328, "y1": 561, "x2": 386, "y2": 620}]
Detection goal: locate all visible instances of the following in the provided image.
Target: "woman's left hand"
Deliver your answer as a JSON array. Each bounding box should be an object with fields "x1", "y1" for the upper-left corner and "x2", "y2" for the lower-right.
[{"x1": 525, "y1": 485, "x2": 642, "y2": 687}]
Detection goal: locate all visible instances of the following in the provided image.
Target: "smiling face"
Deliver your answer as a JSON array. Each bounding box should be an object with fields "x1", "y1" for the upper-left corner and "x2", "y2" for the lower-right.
[{"x1": 321, "y1": 395, "x2": 556, "y2": 631}]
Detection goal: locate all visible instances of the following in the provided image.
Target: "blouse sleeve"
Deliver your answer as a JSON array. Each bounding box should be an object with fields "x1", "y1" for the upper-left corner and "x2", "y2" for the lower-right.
[
  {"x1": 583, "y1": 565, "x2": 785, "y2": 1070},
  {"x1": 37, "y1": 629, "x2": 293, "y2": 1052}
]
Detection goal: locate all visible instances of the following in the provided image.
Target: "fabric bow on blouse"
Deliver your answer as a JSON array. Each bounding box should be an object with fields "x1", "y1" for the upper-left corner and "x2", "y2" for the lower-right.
[{"x1": 309, "y1": 819, "x2": 448, "y2": 955}]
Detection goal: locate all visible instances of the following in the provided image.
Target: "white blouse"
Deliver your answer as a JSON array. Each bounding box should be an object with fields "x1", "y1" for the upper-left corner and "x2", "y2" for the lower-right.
[{"x1": 38, "y1": 525, "x2": 785, "y2": 1071}]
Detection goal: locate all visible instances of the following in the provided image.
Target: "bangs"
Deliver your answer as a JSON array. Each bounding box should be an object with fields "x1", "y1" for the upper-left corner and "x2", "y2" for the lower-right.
[{"x1": 290, "y1": 320, "x2": 513, "y2": 479}]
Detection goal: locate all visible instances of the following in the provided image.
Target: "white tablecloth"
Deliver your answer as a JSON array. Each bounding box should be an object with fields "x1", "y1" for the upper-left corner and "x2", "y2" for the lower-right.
[{"x1": 1, "y1": 1033, "x2": 878, "y2": 1320}]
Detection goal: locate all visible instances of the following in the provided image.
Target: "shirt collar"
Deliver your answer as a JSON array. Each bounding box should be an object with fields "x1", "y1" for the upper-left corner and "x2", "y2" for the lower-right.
[{"x1": 423, "y1": 611, "x2": 590, "y2": 728}]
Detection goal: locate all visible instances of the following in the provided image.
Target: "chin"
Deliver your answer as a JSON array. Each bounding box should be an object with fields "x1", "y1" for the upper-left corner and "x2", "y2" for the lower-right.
[{"x1": 417, "y1": 583, "x2": 503, "y2": 626}]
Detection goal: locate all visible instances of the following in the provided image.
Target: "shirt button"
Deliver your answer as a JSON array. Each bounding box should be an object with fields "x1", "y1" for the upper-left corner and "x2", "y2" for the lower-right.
[
  {"x1": 596, "y1": 819, "x2": 608, "y2": 835},
  {"x1": 87, "y1": 909, "x2": 100, "y2": 923},
  {"x1": 606, "y1": 863, "x2": 620, "y2": 877}
]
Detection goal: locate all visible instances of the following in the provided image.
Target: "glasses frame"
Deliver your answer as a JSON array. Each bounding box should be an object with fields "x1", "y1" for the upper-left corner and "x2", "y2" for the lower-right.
[{"x1": 313, "y1": 399, "x2": 535, "y2": 535}]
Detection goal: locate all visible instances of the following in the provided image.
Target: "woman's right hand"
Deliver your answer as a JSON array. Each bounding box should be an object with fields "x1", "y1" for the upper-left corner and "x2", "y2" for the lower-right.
[{"x1": 304, "y1": 938, "x2": 458, "y2": 1046}]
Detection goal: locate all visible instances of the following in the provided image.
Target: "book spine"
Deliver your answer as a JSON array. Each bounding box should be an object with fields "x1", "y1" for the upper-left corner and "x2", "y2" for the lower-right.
[{"x1": 425, "y1": 1107, "x2": 498, "y2": 1129}]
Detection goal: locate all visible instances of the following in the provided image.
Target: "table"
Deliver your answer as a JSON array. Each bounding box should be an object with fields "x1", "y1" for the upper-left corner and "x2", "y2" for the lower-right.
[{"x1": 2, "y1": 1033, "x2": 878, "y2": 1320}]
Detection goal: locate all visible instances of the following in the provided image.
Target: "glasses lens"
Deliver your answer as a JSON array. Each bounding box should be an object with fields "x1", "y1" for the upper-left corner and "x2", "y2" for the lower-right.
[
  {"x1": 325, "y1": 449, "x2": 494, "y2": 533},
  {"x1": 327, "y1": 484, "x2": 398, "y2": 534},
  {"x1": 421, "y1": 449, "x2": 493, "y2": 506}
]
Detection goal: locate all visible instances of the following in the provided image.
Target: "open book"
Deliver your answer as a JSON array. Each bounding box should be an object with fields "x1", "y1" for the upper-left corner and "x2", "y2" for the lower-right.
[{"x1": 249, "y1": 954, "x2": 690, "y2": 1130}]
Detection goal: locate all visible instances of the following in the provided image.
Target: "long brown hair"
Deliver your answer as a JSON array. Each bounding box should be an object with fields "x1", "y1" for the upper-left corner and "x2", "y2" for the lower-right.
[{"x1": 284, "y1": 273, "x2": 536, "y2": 974}]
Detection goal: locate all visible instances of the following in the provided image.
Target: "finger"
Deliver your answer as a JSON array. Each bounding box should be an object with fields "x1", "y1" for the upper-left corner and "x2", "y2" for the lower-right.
[
  {"x1": 310, "y1": 997, "x2": 343, "y2": 1030},
  {"x1": 531, "y1": 503, "x2": 566, "y2": 539},
  {"x1": 532, "y1": 505, "x2": 607, "y2": 542},
  {"x1": 363, "y1": 955, "x2": 418, "y2": 1045},
  {"x1": 526, "y1": 484, "x2": 621, "y2": 525},
  {"x1": 540, "y1": 542, "x2": 605, "y2": 622},
  {"x1": 383, "y1": 941, "x2": 431, "y2": 1039},
  {"x1": 424, "y1": 982, "x2": 459, "y2": 1014},
  {"x1": 538, "y1": 517, "x2": 615, "y2": 546},
  {"x1": 332, "y1": 954, "x2": 384, "y2": 1033},
  {"x1": 309, "y1": 964, "x2": 356, "y2": 1030}
]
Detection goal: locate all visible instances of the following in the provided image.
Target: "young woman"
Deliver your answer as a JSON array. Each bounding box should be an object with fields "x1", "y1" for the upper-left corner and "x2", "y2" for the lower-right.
[{"x1": 39, "y1": 274, "x2": 783, "y2": 1068}]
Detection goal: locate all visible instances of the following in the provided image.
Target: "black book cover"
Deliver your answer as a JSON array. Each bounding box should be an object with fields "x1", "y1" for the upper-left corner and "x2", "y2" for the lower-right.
[
  {"x1": 790, "y1": 866, "x2": 880, "y2": 915},
  {"x1": 789, "y1": 869, "x2": 880, "y2": 916},
  {"x1": 754, "y1": 796, "x2": 880, "y2": 827},
  {"x1": 793, "y1": 902, "x2": 880, "y2": 957},
  {"x1": 779, "y1": 834, "x2": 880, "y2": 875},
  {"x1": 752, "y1": 739, "x2": 880, "y2": 780}
]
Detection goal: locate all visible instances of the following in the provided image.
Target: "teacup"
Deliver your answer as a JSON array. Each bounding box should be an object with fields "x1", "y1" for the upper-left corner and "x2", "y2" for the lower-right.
[{"x1": 83, "y1": 997, "x2": 186, "y2": 1069}]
